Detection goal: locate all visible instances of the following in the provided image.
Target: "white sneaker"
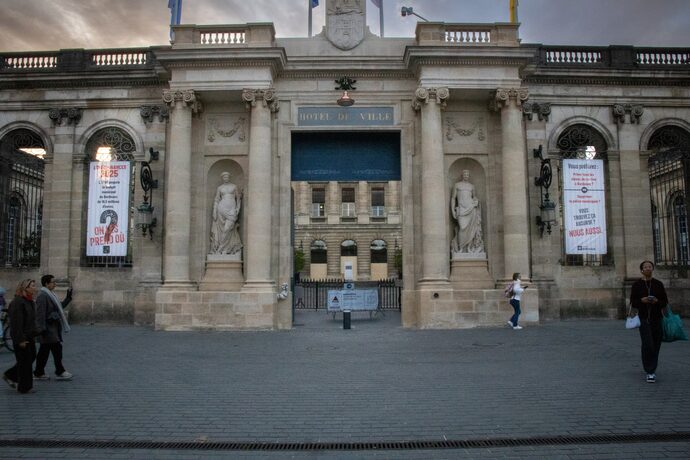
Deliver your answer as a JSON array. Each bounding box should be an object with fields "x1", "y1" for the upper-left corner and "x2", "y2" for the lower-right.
[
  {"x1": 507, "y1": 320, "x2": 514, "y2": 327},
  {"x1": 56, "y1": 371, "x2": 73, "y2": 381},
  {"x1": 646, "y1": 373, "x2": 656, "y2": 383},
  {"x1": 513, "y1": 325, "x2": 523, "y2": 330}
]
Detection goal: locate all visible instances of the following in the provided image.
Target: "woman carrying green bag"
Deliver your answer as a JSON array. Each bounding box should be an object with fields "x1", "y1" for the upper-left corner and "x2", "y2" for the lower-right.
[{"x1": 629, "y1": 260, "x2": 668, "y2": 384}]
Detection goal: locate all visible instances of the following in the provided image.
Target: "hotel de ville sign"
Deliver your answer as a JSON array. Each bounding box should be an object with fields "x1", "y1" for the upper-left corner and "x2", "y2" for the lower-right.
[{"x1": 326, "y1": 0, "x2": 366, "y2": 50}]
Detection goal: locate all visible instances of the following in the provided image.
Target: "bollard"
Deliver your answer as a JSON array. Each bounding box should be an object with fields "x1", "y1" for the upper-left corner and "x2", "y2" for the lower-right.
[{"x1": 343, "y1": 310, "x2": 351, "y2": 329}]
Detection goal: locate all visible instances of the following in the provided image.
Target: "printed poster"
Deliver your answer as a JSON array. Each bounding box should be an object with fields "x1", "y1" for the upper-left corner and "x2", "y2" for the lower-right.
[
  {"x1": 562, "y1": 159, "x2": 607, "y2": 254},
  {"x1": 86, "y1": 161, "x2": 130, "y2": 256}
]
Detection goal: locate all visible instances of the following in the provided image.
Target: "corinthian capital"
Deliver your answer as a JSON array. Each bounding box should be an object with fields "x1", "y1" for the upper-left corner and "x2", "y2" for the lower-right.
[
  {"x1": 493, "y1": 88, "x2": 529, "y2": 110},
  {"x1": 242, "y1": 89, "x2": 279, "y2": 113},
  {"x1": 162, "y1": 89, "x2": 202, "y2": 114},
  {"x1": 412, "y1": 87, "x2": 449, "y2": 111}
]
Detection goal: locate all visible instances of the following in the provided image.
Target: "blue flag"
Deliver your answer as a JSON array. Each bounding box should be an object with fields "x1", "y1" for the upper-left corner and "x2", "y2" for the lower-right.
[
  {"x1": 168, "y1": 0, "x2": 182, "y2": 41},
  {"x1": 311, "y1": 0, "x2": 319, "y2": 8}
]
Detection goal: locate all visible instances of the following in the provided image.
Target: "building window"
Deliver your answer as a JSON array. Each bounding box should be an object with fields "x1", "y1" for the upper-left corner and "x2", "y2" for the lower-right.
[
  {"x1": 371, "y1": 187, "x2": 385, "y2": 217},
  {"x1": 82, "y1": 127, "x2": 136, "y2": 268},
  {"x1": 311, "y1": 187, "x2": 325, "y2": 217},
  {"x1": 647, "y1": 125, "x2": 690, "y2": 267},
  {"x1": 556, "y1": 124, "x2": 612, "y2": 266},
  {"x1": 310, "y1": 239, "x2": 327, "y2": 263},
  {"x1": 370, "y1": 239, "x2": 387, "y2": 263},
  {"x1": 341, "y1": 239, "x2": 357, "y2": 256},
  {"x1": 341, "y1": 187, "x2": 356, "y2": 217},
  {"x1": 0, "y1": 128, "x2": 45, "y2": 268}
]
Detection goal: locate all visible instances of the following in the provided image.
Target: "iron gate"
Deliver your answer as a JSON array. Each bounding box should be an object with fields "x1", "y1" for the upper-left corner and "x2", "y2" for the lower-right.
[
  {"x1": 294, "y1": 278, "x2": 401, "y2": 310},
  {"x1": 0, "y1": 129, "x2": 44, "y2": 268}
]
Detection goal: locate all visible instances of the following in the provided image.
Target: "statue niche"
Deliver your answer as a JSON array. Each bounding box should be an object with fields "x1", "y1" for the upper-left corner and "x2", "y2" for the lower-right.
[{"x1": 209, "y1": 171, "x2": 242, "y2": 256}]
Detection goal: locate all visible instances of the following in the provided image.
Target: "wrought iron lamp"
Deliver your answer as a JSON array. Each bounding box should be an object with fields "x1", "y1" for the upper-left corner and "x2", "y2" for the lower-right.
[
  {"x1": 534, "y1": 145, "x2": 557, "y2": 236},
  {"x1": 400, "y1": 6, "x2": 429, "y2": 21},
  {"x1": 335, "y1": 76, "x2": 356, "y2": 107},
  {"x1": 135, "y1": 160, "x2": 158, "y2": 239}
]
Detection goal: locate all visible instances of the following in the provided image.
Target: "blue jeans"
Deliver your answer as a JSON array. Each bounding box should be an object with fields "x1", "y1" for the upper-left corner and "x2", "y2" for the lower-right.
[{"x1": 509, "y1": 299, "x2": 521, "y2": 326}]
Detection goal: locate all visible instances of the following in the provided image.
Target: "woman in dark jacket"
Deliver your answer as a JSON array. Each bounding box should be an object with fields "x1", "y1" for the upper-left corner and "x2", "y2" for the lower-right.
[
  {"x1": 630, "y1": 260, "x2": 668, "y2": 383},
  {"x1": 2, "y1": 279, "x2": 40, "y2": 394}
]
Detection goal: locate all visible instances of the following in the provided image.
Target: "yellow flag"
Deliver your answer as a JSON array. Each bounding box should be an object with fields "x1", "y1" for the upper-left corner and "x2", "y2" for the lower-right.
[{"x1": 510, "y1": 0, "x2": 519, "y2": 23}]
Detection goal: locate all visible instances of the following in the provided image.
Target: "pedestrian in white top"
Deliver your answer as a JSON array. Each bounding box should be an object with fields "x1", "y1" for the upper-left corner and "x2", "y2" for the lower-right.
[{"x1": 507, "y1": 272, "x2": 528, "y2": 330}]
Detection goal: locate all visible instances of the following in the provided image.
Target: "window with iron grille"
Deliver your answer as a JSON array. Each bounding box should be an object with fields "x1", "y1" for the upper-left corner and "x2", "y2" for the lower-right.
[
  {"x1": 310, "y1": 239, "x2": 327, "y2": 264},
  {"x1": 341, "y1": 187, "x2": 356, "y2": 217},
  {"x1": 371, "y1": 187, "x2": 385, "y2": 217},
  {"x1": 556, "y1": 124, "x2": 613, "y2": 266},
  {"x1": 82, "y1": 127, "x2": 136, "y2": 268},
  {"x1": 0, "y1": 128, "x2": 45, "y2": 268},
  {"x1": 647, "y1": 125, "x2": 690, "y2": 267},
  {"x1": 370, "y1": 239, "x2": 387, "y2": 263},
  {"x1": 311, "y1": 187, "x2": 325, "y2": 217}
]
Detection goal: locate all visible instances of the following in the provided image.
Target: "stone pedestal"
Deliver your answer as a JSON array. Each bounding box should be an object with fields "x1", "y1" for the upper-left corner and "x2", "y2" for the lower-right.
[
  {"x1": 450, "y1": 257, "x2": 494, "y2": 289},
  {"x1": 199, "y1": 254, "x2": 244, "y2": 291}
]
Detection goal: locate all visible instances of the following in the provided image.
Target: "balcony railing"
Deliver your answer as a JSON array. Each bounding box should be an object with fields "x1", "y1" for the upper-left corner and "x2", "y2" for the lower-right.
[
  {"x1": 415, "y1": 22, "x2": 520, "y2": 47},
  {"x1": 1, "y1": 48, "x2": 155, "y2": 72},
  {"x1": 171, "y1": 23, "x2": 275, "y2": 48},
  {"x1": 534, "y1": 45, "x2": 689, "y2": 68}
]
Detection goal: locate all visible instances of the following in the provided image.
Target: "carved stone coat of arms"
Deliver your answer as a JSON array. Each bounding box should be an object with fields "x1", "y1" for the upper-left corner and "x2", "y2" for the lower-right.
[{"x1": 326, "y1": 0, "x2": 366, "y2": 50}]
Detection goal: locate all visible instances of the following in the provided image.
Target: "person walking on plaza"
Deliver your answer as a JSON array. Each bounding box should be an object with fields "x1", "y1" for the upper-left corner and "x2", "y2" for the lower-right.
[
  {"x1": 34, "y1": 274, "x2": 73, "y2": 381},
  {"x1": 630, "y1": 260, "x2": 668, "y2": 383},
  {"x1": 507, "y1": 272, "x2": 528, "y2": 330},
  {"x1": 2, "y1": 279, "x2": 40, "y2": 393}
]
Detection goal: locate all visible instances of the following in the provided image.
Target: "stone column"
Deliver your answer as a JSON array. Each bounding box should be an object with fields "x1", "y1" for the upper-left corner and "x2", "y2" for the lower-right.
[
  {"x1": 242, "y1": 89, "x2": 278, "y2": 289},
  {"x1": 495, "y1": 88, "x2": 530, "y2": 279},
  {"x1": 161, "y1": 89, "x2": 201, "y2": 287},
  {"x1": 413, "y1": 87, "x2": 450, "y2": 283},
  {"x1": 44, "y1": 108, "x2": 81, "y2": 280}
]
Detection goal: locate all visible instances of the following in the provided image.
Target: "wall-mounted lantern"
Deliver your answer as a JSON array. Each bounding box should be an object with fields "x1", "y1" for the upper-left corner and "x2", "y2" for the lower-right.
[
  {"x1": 335, "y1": 76, "x2": 356, "y2": 107},
  {"x1": 135, "y1": 159, "x2": 158, "y2": 239},
  {"x1": 534, "y1": 145, "x2": 556, "y2": 237}
]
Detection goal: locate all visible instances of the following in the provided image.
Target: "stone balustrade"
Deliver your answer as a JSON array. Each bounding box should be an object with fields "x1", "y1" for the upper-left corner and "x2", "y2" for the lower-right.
[
  {"x1": 415, "y1": 22, "x2": 520, "y2": 47},
  {"x1": 534, "y1": 45, "x2": 689, "y2": 67},
  {"x1": 1, "y1": 48, "x2": 154, "y2": 72},
  {"x1": 171, "y1": 23, "x2": 275, "y2": 48}
]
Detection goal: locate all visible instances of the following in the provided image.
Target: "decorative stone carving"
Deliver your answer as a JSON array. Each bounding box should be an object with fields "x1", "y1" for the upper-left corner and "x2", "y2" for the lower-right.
[
  {"x1": 48, "y1": 107, "x2": 82, "y2": 126},
  {"x1": 412, "y1": 87, "x2": 449, "y2": 111},
  {"x1": 139, "y1": 105, "x2": 170, "y2": 123},
  {"x1": 242, "y1": 89, "x2": 279, "y2": 113},
  {"x1": 207, "y1": 116, "x2": 247, "y2": 143},
  {"x1": 451, "y1": 170, "x2": 485, "y2": 256},
  {"x1": 522, "y1": 102, "x2": 551, "y2": 122},
  {"x1": 491, "y1": 88, "x2": 529, "y2": 110},
  {"x1": 445, "y1": 117, "x2": 485, "y2": 141},
  {"x1": 612, "y1": 103, "x2": 644, "y2": 124},
  {"x1": 162, "y1": 89, "x2": 203, "y2": 114},
  {"x1": 209, "y1": 171, "x2": 243, "y2": 256},
  {"x1": 326, "y1": 0, "x2": 366, "y2": 50}
]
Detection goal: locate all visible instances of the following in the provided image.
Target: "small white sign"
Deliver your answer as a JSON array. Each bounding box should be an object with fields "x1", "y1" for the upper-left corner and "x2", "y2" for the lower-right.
[{"x1": 327, "y1": 289, "x2": 378, "y2": 311}]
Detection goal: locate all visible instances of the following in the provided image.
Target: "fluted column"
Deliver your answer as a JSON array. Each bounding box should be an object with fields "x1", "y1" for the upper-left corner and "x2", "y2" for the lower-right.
[
  {"x1": 413, "y1": 87, "x2": 450, "y2": 283},
  {"x1": 162, "y1": 89, "x2": 201, "y2": 287},
  {"x1": 495, "y1": 88, "x2": 530, "y2": 279},
  {"x1": 242, "y1": 89, "x2": 278, "y2": 288}
]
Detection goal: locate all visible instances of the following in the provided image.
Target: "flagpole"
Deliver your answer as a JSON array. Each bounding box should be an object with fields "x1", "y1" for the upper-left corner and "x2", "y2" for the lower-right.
[{"x1": 308, "y1": 0, "x2": 313, "y2": 38}]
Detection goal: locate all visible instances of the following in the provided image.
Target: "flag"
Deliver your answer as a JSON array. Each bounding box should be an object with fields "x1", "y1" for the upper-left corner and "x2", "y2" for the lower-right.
[
  {"x1": 311, "y1": 0, "x2": 319, "y2": 7},
  {"x1": 370, "y1": 0, "x2": 384, "y2": 37},
  {"x1": 370, "y1": 0, "x2": 382, "y2": 8},
  {"x1": 510, "y1": 0, "x2": 519, "y2": 23},
  {"x1": 309, "y1": 0, "x2": 318, "y2": 37},
  {"x1": 168, "y1": 0, "x2": 182, "y2": 41}
]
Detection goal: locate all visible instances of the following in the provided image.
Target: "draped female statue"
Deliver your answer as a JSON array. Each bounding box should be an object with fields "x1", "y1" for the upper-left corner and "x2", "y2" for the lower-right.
[
  {"x1": 210, "y1": 172, "x2": 242, "y2": 255},
  {"x1": 451, "y1": 170, "x2": 485, "y2": 254}
]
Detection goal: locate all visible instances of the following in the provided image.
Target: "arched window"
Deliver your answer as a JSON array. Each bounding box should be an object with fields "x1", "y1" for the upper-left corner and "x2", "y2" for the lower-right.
[
  {"x1": 557, "y1": 124, "x2": 611, "y2": 266},
  {"x1": 340, "y1": 239, "x2": 357, "y2": 256},
  {"x1": 647, "y1": 125, "x2": 690, "y2": 266},
  {"x1": 310, "y1": 239, "x2": 327, "y2": 264},
  {"x1": 370, "y1": 239, "x2": 387, "y2": 263},
  {"x1": 0, "y1": 128, "x2": 45, "y2": 267},
  {"x1": 83, "y1": 127, "x2": 137, "y2": 267}
]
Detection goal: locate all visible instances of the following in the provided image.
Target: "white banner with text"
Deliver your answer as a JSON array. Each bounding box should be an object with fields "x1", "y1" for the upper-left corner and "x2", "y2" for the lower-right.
[
  {"x1": 86, "y1": 161, "x2": 130, "y2": 256},
  {"x1": 563, "y1": 159, "x2": 607, "y2": 254}
]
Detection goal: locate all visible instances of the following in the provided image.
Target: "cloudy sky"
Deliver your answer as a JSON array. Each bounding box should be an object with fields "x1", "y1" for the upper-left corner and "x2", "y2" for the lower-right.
[{"x1": 1, "y1": 0, "x2": 689, "y2": 51}]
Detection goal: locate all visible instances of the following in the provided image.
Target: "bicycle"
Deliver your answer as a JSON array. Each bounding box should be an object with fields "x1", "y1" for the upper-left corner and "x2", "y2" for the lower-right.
[{"x1": 0, "y1": 308, "x2": 12, "y2": 352}]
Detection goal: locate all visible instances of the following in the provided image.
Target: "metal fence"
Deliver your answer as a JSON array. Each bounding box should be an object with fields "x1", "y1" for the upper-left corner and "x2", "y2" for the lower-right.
[
  {"x1": 294, "y1": 278, "x2": 401, "y2": 310},
  {"x1": 0, "y1": 129, "x2": 44, "y2": 268}
]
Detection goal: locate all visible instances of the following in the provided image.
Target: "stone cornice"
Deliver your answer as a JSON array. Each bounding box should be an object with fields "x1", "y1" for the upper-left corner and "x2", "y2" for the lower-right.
[
  {"x1": 524, "y1": 75, "x2": 690, "y2": 87},
  {"x1": 0, "y1": 77, "x2": 164, "y2": 90},
  {"x1": 278, "y1": 70, "x2": 415, "y2": 80}
]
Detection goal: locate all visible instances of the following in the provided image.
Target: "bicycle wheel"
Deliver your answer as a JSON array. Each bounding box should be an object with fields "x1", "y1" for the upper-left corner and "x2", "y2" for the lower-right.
[{"x1": 1, "y1": 323, "x2": 12, "y2": 352}]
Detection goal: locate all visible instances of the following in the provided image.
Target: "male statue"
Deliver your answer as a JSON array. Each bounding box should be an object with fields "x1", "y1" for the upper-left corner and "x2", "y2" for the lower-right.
[{"x1": 451, "y1": 170, "x2": 485, "y2": 254}]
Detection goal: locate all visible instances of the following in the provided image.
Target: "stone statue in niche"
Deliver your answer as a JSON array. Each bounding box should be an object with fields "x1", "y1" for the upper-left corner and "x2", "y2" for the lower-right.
[
  {"x1": 451, "y1": 170, "x2": 485, "y2": 255},
  {"x1": 209, "y1": 171, "x2": 242, "y2": 255}
]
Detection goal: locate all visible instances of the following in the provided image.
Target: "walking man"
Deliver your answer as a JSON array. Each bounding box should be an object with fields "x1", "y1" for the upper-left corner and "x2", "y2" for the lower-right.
[{"x1": 34, "y1": 275, "x2": 73, "y2": 381}]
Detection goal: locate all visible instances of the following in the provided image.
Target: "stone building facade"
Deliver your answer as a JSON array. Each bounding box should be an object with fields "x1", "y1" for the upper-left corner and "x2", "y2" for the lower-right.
[{"x1": 1, "y1": 4, "x2": 689, "y2": 330}]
